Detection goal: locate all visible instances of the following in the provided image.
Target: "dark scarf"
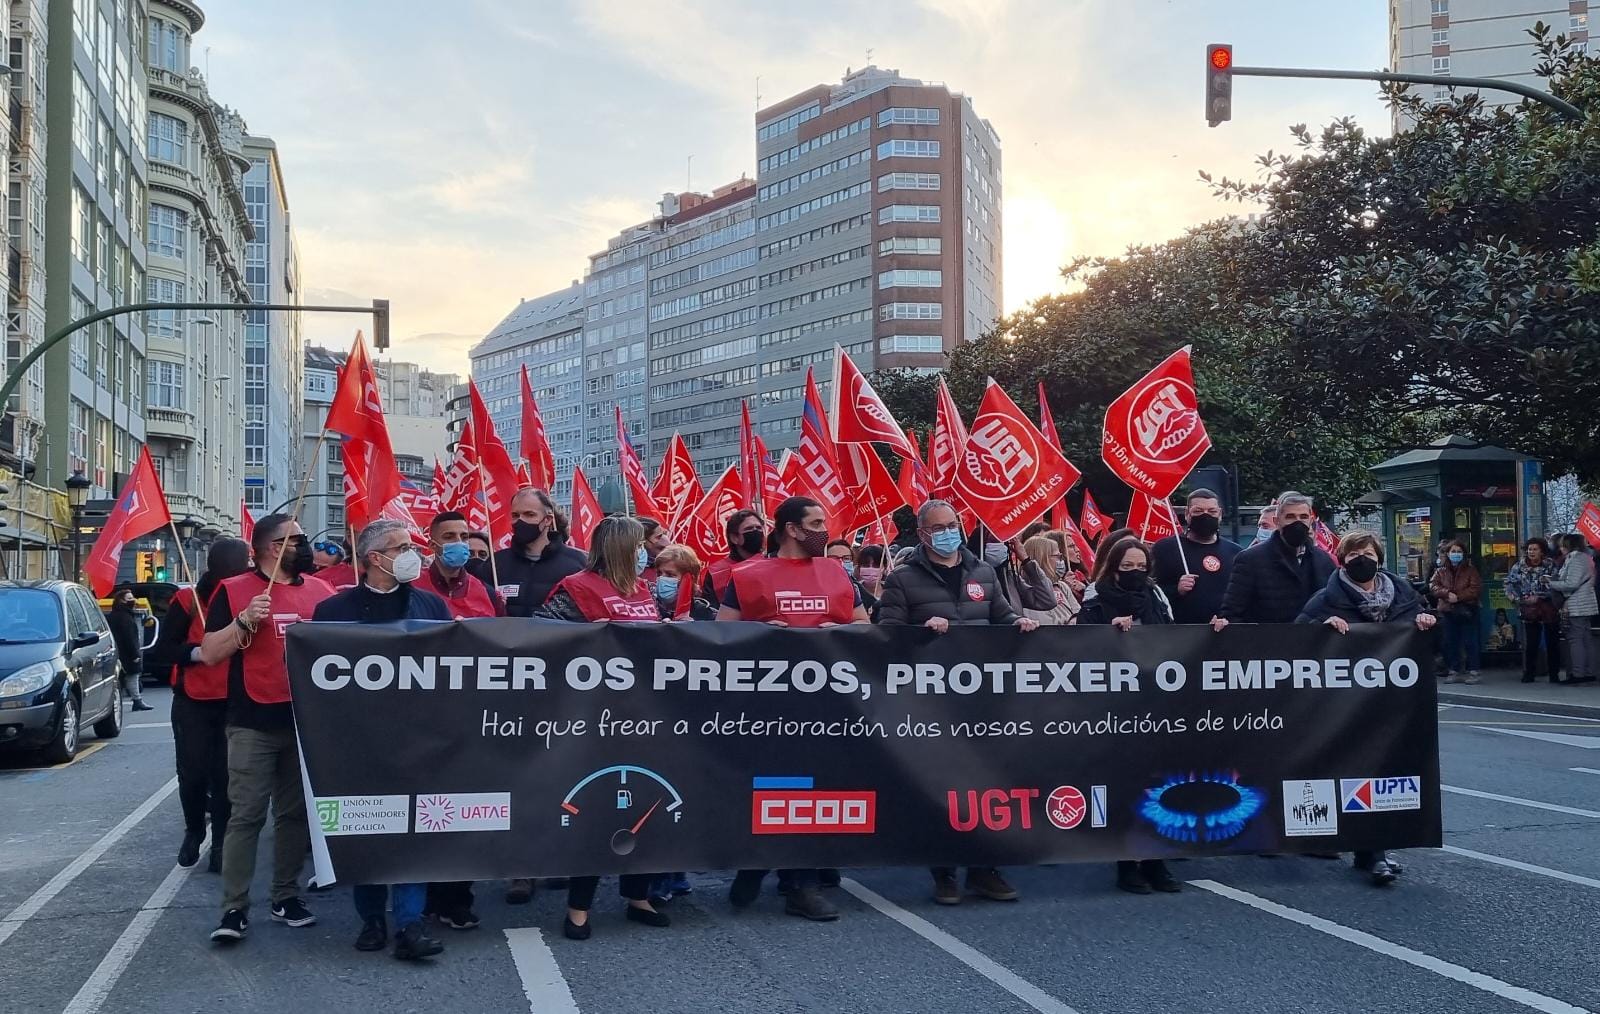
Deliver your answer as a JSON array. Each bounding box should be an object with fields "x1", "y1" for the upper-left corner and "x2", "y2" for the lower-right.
[{"x1": 1092, "y1": 578, "x2": 1158, "y2": 623}]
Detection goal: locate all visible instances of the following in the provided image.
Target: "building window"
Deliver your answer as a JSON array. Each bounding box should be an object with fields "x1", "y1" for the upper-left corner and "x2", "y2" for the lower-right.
[
  {"x1": 72, "y1": 70, "x2": 94, "y2": 161},
  {"x1": 878, "y1": 237, "x2": 942, "y2": 257},
  {"x1": 757, "y1": 101, "x2": 820, "y2": 142},
  {"x1": 879, "y1": 302, "x2": 943, "y2": 321},
  {"x1": 147, "y1": 204, "x2": 187, "y2": 258},
  {"x1": 878, "y1": 204, "x2": 941, "y2": 224},
  {"x1": 1430, "y1": 0, "x2": 1447, "y2": 13},
  {"x1": 877, "y1": 172, "x2": 941, "y2": 192},
  {"x1": 876, "y1": 139, "x2": 941, "y2": 159},
  {"x1": 96, "y1": 117, "x2": 111, "y2": 193},
  {"x1": 146, "y1": 16, "x2": 185, "y2": 73},
  {"x1": 71, "y1": 186, "x2": 92, "y2": 267},
  {"x1": 878, "y1": 269, "x2": 943, "y2": 289},
  {"x1": 148, "y1": 112, "x2": 187, "y2": 165},
  {"x1": 1432, "y1": 55, "x2": 1450, "y2": 74},
  {"x1": 94, "y1": 218, "x2": 111, "y2": 288},
  {"x1": 147, "y1": 360, "x2": 186, "y2": 409},
  {"x1": 1431, "y1": 28, "x2": 1448, "y2": 45},
  {"x1": 878, "y1": 107, "x2": 941, "y2": 126},
  {"x1": 1572, "y1": 13, "x2": 1588, "y2": 32},
  {"x1": 69, "y1": 400, "x2": 89, "y2": 474},
  {"x1": 879, "y1": 335, "x2": 943, "y2": 354},
  {"x1": 146, "y1": 277, "x2": 187, "y2": 339}
]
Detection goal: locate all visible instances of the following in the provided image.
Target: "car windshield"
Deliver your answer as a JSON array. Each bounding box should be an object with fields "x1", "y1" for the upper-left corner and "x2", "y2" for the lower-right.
[{"x1": 0, "y1": 589, "x2": 64, "y2": 643}]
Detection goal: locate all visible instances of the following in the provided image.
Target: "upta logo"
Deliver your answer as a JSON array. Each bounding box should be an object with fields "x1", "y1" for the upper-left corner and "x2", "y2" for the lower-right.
[{"x1": 750, "y1": 776, "x2": 876, "y2": 835}]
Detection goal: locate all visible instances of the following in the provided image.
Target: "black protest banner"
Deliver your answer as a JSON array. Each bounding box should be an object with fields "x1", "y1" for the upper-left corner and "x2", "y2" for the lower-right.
[{"x1": 286, "y1": 619, "x2": 1441, "y2": 885}]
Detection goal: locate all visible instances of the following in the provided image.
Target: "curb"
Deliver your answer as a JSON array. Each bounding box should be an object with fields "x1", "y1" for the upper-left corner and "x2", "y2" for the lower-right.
[{"x1": 1439, "y1": 690, "x2": 1600, "y2": 720}]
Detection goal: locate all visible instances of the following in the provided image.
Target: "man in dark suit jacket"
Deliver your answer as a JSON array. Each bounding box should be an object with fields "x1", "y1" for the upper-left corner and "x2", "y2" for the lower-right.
[{"x1": 1212, "y1": 491, "x2": 1335, "y2": 628}]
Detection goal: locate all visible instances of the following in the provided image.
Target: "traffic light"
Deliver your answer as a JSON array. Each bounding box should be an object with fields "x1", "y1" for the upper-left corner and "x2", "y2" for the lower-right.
[
  {"x1": 152, "y1": 548, "x2": 167, "y2": 582},
  {"x1": 372, "y1": 298, "x2": 391, "y2": 351},
  {"x1": 135, "y1": 552, "x2": 152, "y2": 582},
  {"x1": 1206, "y1": 43, "x2": 1233, "y2": 127}
]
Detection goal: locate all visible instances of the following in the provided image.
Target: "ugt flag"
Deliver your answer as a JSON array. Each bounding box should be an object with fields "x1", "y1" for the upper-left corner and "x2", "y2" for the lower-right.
[
  {"x1": 952, "y1": 379, "x2": 1081, "y2": 543},
  {"x1": 1102, "y1": 346, "x2": 1211, "y2": 500}
]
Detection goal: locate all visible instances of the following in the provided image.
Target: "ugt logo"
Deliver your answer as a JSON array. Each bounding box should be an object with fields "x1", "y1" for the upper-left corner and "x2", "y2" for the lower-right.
[{"x1": 316, "y1": 799, "x2": 340, "y2": 833}]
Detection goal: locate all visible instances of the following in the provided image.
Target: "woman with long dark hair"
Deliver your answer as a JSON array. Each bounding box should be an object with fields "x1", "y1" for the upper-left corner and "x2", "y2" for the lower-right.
[
  {"x1": 148, "y1": 536, "x2": 251, "y2": 871},
  {"x1": 537, "y1": 516, "x2": 671, "y2": 939}
]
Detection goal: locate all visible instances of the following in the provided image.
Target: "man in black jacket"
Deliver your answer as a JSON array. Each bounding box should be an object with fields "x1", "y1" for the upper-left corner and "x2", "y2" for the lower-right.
[
  {"x1": 1153, "y1": 488, "x2": 1242, "y2": 624},
  {"x1": 107, "y1": 586, "x2": 153, "y2": 711},
  {"x1": 878, "y1": 500, "x2": 1036, "y2": 905},
  {"x1": 494, "y1": 488, "x2": 586, "y2": 617},
  {"x1": 1212, "y1": 490, "x2": 1334, "y2": 628}
]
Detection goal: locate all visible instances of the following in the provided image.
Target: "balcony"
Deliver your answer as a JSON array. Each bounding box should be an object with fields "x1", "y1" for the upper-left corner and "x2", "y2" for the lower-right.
[
  {"x1": 144, "y1": 406, "x2": 197, "y2": 442},
  {"x1": 147, "y1": 160, "x2": 204, "y2": 204},
  {"x1": 146, "y1": 67, "x2": 209, "y2": 116}
]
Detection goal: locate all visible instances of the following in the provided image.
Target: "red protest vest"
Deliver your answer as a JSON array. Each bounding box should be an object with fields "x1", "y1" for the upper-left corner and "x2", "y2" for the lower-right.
[
  {"x1": 414, "y1": 564, "x2": 499, "y2": 619},
  {"x1": 729, "y1": 557, "x2": 855, "y2": 628},
  {"x1": 555, "y1": 571, "x2": 661, "y2": 623},
  {"x1": 316, "y1": 561, "x2": 357, "y2": 590},
  {"x1": 220, "y1": 571, "x2": 335, "y2": 705},
  {"x1": 170, "y1": 587, "x2": 229, "y2": 701},
  {"x1": 706, "y1": 557, "x2": 738, "y2": 601}
]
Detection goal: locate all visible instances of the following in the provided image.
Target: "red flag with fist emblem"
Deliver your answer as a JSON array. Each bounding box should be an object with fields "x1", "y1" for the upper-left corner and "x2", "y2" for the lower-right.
[
  {"x1": 952, "y1": 379, "x2": 1081, "y2": 543},
  {"x1": 831, "y1": 346, "x2": 918, "y2": 459},
  {"x1": 1102, "y1": 346, "x2": 1211, "y2": 500}
]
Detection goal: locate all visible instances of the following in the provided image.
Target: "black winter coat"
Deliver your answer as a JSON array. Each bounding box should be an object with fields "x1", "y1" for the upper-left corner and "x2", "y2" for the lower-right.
[
  {"x1": 106, "y1": 606, "x2": 143, "y2": 674},
  {"x1": 1218, "y1": 533, "x2": 1336, "y2": 624},
  {"x1": 1295, "y1": 571, "x2": 1426, "y2": 626},
  {"x1": 877, "y1": 547, "x2": 1020, "y2": 626},
  {"x1": 497, "y1": 541, "x2": 588, "y2": 617}
]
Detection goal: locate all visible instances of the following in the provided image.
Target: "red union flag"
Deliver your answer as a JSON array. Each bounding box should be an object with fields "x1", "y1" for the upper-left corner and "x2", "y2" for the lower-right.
[
  {"x1": 840, "y1": 444, "x2": 907, "y2": 534},
  {"x1": 616, "y1": 406, "x2": 663, "y2": 523},
  {"x1": 739, "y1": 401, "x2": 762, "y2": 513},
  {"x1": 470, "y1": 380, "x2": 522, "y2": 547},
  {"x1": 653, "y1": 433, "x2": 702, "y2": 536},
  {"x1": 680, "y1": 465, "x2": 743, "y2": 563},
  {"x1": 519, "y1": 365, "x2": 556, "y2": 491},
  {"x1": 755, "y1": 436, "x2": 789, "y2": 519},
  {"x1": 1128, "y1": 491, "x2": 1179, "y2": 543},
  {"x1": 240, "y1": 499, "x2": 255, "y2": 544},
  {"x1": 831, "y1": 346, "x2": 917, "y2": 458},
  {"x1": 569, "y1": 466, "x2": 602, "y2": 552},
  {"x1": 796, "y1": 368, "x2": 853, "y2": 538},
  {"x1": 898, "y1": 428, "x2": 931, "y2": 510},
  {"x1": 1080, "y1": 490, "x2": 1110, "y2": 539},
  {"x1": 84, "y1": 447, "x2": 173, "y2": 597},
  {"x1": 928, "y1": 378, "x2": 968, "y2": 501},
  {"x1": 1102, "y1": 346, "x2": 1211, "y2": 500},
  {"x1": 1579, "y1": 502, "x2": 1600, "y2": 551},
  {"x1": 953, "y1": 379, "x2": 1082, "y2": 543}
]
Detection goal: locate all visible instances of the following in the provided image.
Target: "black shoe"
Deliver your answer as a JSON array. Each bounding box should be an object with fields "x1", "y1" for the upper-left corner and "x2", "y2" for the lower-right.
[
  {"x1": 1370, "y1": 859, "x2": 1398, "y2": 886},
  {"x1": 966, "y1": 867, "x2": 1019, "y2": 902},
  {"x1": 207, "y1": 846, "x2": 223, "y2": 874},
  {"x1": 784, "y1": 886, "x2": 840, "y2": 921},
  {"x1": 505, "y1": 878, "x2": 534, "y2": 905},
  {"x1": 775, "y1": 873, "x2": 795, "y2": 896},
  {"x1": 438, "y1": 907, "x2": 479, "y2": 931},
  {"x1": 1142, "y1": 860, "x2": 1181, "y2": 893},
  {"x1": 729, "y1": 871, "x2": 763, "y2": 908},
  {"x1": 932, "y1": 872, "x2": 962, "y2": 905},
  {"x1": 1116, "y1": 861, "x2": 1152, "y2": 895},
  {"x1": 1521, "y1": 674, "x2": 1536, "y2": 683},
  {"x1": 626, "y1": 904, "x2": 671, "y2": 928},
  {"x1": 269, "y1": 898, "x2": 316, "y2": 928},
  {"x1": 210, "y1": 908, "x2": 248, "y2": 943},
  {"x1": 562, "y1": 915, "x2": 591, "y2": 941},
  {"x1": 355, "y1": 917, "x2": 387, "y2": 951},
  {"x1": 132, "y1": 701, "x2": 154, "y2": 712},
  {"x1": 392, "y1": 922, "x2": 443, "y2": 960},
  {"x1": 818, "y1": 868, "x2": 841, "y2": 888},
  {"x1": 178, "y1": 831, "x2": 204, "y2": 869}
]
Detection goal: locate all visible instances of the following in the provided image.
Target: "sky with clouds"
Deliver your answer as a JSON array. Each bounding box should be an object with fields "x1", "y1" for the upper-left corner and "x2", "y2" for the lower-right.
[{"x1": 197, "y1": 0, "x2": 1388, "y2": 375}]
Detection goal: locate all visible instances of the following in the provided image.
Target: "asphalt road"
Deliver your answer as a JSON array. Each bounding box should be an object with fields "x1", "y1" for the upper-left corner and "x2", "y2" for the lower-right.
[{"x1": 4, "y1": 687, "x2": 1600, "y2": 1014}]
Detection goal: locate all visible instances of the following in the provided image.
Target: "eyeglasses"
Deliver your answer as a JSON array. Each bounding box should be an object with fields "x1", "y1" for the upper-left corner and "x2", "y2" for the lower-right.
[
  {"x1": 272, "y1": 534, "x2": 309, "y2": 548},
  {"x1": 919, "y1": 523, "x2": 961, "y2": 534},
  {"x1": 377, "y1": 543, "x2": 414, "y2": 557}
]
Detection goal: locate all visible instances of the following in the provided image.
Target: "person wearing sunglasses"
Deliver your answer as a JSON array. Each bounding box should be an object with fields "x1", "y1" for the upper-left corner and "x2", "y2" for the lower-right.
[{"x1": 312, "y1": 537, "x2": 356, "y2": 590}]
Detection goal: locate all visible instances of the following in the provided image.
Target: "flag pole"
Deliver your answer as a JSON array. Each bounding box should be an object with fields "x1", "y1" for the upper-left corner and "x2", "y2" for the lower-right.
[
  {"x1": 1167, "y1": 498, "x2": 1192, "y2": 576},
  {"x1": 165, "y1": 518, "x2": 198, "y2": 587},
  {"x1": 264, "y1": 425, "x2": 336, "y2": 595}
]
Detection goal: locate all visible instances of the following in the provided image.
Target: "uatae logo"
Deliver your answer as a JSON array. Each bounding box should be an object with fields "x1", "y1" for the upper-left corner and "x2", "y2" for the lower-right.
[
  {"x1": 1340, "y1": 777, "x2": 1422, "y2": 813},
  {"x1": 1129, "y1": 379, "x2": 1203, "y2": 465}
]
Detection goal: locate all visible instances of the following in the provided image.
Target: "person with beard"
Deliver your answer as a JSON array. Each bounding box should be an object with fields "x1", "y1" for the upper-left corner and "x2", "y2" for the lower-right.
[
  {"x1": 1297, "y1": 531, "x2": 1436, "y2": 886},
  {"x1": 148, "y1": 537, "x2": 250, "y2": 870},
  {"x1": 494, "y1": 488, "x2": 586, "y2": 617},
  {"x1": 701, "y1": 509, "x2": 766, "y2": 603},
  {"x1": 1075, "y1": 536, "x2": 1182, "y2": 895},
  {"x1": 200, "y1": 514, "x2": 336, "y2": 945},
  {"x1": 1212, "y1": 491, "x2": 1334, "y2": 630},
  {"x1": 720, "y1": 497, "x2": 869, "y2": 922},
  {"x1": 313, "y1": 519, "x2": 450, "y2": 960},
  {"x1": 1152, "y1": 489, "x2": 1241, "y2": 625}
]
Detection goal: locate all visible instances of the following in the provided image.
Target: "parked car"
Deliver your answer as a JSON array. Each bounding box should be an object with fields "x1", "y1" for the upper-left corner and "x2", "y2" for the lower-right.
[{"x1": 0, "y1": 581, "x2": 124, "y2": 763}]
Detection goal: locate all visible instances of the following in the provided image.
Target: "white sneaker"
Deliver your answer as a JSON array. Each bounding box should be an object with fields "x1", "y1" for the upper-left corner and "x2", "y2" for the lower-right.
[
  {"x1": 1443, "y1": 672, "x2": 1460, "y2": 684},
  {"x1": 1464, "y1": 671, "x2": 1481, "y2": 685}
]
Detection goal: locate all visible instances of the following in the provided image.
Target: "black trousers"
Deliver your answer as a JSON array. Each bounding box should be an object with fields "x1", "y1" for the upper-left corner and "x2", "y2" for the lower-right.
[
  {"x1": 171, "y1": 693, "x2": 229, "y2": 838},
  {"x1": 567, "y1": 874, "x2": 652, "y2": 911},
  {"x1": 740, "y1": 868, "x2": 817, "y2": 890},
  {"x1": 1524, "y1": 621, "x2": 1562, "y2": 678},
  {"x1": 424, "y1": 881, "x2": 476, "y2": 914}
]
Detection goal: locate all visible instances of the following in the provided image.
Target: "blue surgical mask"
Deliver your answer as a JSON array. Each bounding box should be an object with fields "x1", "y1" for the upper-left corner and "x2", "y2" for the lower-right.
[
  {"x1": 930, "y1": 529, "x2": 964, "y2": 556},
  {"x1": 1447, "y1": 552, "x2": 1464, "y2": 565},
  {"x1": 635, "y1": 545, "x2": 649, "y2": 576},
  {"x1": 983, "y1": 544, "x2": 1010, "y2": 567},
  {"x1": 839, "y1": 560, "x2": 855, "y2": 577},
  {"x1": 655, "y1": 575, "x2": 680, "y2": 601},
  {"x1": 438, "y1": 541, "x2": 472, "y2": 569}
]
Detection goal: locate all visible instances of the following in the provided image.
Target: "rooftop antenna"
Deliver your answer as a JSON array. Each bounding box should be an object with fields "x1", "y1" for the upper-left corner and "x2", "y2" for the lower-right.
[
  {"x1": 865, "y1": 48, "x2": 873, "y2": 66},
  {"x1": 755, "y1": 75, "x2": 762, "y2": 111},
  {"x1": 686, "y1": 155, "x2": 693, "y2": 193}
]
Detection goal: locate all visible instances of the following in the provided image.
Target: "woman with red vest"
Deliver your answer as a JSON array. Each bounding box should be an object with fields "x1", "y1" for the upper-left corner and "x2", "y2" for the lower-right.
[
  {"x1": 148, "y1": 536, "x2": 251, "y2": 872},
  {"x1": 536, "y1": 516, "x2": 672, "y2": 939},
  {"x1": 720, "y1": 496, "x2": 869, "y2": 923}
]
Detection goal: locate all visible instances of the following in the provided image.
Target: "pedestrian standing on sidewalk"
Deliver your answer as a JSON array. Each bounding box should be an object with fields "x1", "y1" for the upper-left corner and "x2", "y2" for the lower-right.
[
  {"x1": 1430, "y1": 539, "x2": 1483, "y2": 684},
  {"x1": 1551, "y1": 533, "x2": 1597, "y2": 684},
  {"x1": 1506, "y1": 538, "x2": 1562, "y2": 683},
  {"x1": 106, "y1": 586, "x2": 153, "y2": 712}
]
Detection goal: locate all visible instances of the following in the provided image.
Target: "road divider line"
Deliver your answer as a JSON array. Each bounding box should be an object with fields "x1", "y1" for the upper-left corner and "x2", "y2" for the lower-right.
[
  {"x1": 504, "y1": 927, "x2": 579, "y2": 1014},
  {"x1": 1441, "y1": 784, "x2": 1600, "y2": 819},
  {"x1": 840, "y1": 878, "x2": 1080, "y2": 1014},
  {"x1": 1470, "y1": 726, "x2": 1600, "y2": 748},
  {"x1": 1438, "y1": 703, "x2": 1600, "y2": 723},
  {"x1": 61, "y1": 858, "x2": 198, "y2": 1014},
  {"x1": 1189, "y1": 879, "x2": 1588, "y2": 1014},
  {"x1": 0, "y1": 775, "x2": 177, "y2": 948},
  {"x1": 125, "y1": 722, "x2": 172, "y2": 728},
  {"x1": 1569, "y1": 767, "x2": 1600, "y2": 776},
  {"x1": 1443, "y1": 845, "x2": 1600, "y2": 890}
]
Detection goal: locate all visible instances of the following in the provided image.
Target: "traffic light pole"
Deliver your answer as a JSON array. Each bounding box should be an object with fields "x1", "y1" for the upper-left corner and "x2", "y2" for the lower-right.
[{"x1": 1231, "y1": 65, "x2": 1585, "y2": 121}]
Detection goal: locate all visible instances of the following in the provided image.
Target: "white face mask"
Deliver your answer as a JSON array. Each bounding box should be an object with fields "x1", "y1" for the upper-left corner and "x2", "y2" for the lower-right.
[{"x1": 386, "y1": 547, "x2": 423, "y2": 584}]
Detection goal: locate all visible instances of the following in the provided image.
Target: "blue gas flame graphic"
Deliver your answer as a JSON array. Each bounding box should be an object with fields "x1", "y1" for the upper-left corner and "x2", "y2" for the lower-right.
[{"x1": 1139, "y1": 770, "x2": 1265, "y2": 844}]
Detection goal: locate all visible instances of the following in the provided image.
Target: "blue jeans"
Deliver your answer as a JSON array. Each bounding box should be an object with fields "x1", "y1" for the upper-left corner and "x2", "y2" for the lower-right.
[
  {"x1": 353, "y1": 883, "x2": 426, "y2": 930},
  {"x1": 1441, "y1": 610, "x2": 1481, "y2": 672}
]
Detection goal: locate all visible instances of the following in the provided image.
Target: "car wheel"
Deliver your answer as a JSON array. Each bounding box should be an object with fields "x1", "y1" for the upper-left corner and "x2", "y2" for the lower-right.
[
  {"x1": 92, "y1": 679, "x2": 123, "y2": 739},
  {"x1": 42, "y1": 693, "x2": 80, "y2": 765}
]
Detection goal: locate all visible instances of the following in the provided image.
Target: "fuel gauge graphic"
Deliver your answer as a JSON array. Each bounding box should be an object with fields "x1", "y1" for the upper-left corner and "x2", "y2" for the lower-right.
[{"x1": 559, "y1": 765, "x2": 686, "y2": 855}]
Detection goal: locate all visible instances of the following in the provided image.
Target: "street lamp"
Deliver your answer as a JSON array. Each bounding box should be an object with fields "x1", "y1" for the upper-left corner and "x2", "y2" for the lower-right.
[{"x1": 66, "y1": 470, "x2": 91, "y2": 583}]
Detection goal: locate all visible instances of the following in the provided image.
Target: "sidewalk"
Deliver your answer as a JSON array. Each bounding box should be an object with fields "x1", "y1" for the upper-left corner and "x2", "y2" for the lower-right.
[{"x1": 1436, "y1": 666, "x2": 1600, "y2": 716}]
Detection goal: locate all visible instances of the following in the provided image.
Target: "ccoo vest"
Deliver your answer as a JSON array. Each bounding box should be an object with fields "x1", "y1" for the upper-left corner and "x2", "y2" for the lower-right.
[
  {"x1": 170, "y1": 587, "x2": 229, "y2": 701},
  {"x1": 729, "y1": 557, "x2": 855, "y2": 628},
  {"x1": 220, "y1": 571, "x2": 335, "y2": 705},
  {"x1": 414, "y1": 565, "x2": 499, "y2": 618},
  {"x1": 557, "y1": 571, "x2": 661, "y2": 623}
]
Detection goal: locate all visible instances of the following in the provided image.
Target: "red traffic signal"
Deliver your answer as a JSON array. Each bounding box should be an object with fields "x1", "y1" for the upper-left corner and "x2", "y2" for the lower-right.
[{"x1": 1206, "y1": 44, "x2": 1233, "y2": 127}]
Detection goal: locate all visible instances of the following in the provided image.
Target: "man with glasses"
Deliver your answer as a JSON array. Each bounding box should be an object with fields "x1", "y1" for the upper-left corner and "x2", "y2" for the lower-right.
[
  {"x1": 311, "y1": 518, "x2": 451, "y2": 960},
  {"x1": 1152, "y1": 488, "x2": 1241, "y2": 625},
  {"x1": 200, "y1": 514, "x2": 336, "y2": 946},
  {"x1": 877, "y1": 499, "x2": 1037, "y2": 906}
]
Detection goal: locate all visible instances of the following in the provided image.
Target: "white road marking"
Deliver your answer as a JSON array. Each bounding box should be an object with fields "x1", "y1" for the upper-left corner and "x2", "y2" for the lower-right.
[
  {"x1": 124, "y1": 722, "x2": 172, "y2": 729},
  {"x1": 840, "y1": 878, "x2": 1080, "y2": 1014},
  {"x1": 504, "y1": 927, "x2": 580, "y2": 1014},
  {"x1": 1443, "y1": 845, "x2": 1600, "y2": 891},
  {"x1": 1440, "y1": 703, "x2": 1600, "y2": 723},
  {"x1": 1570, "y1": 767, "x2": 1600, "y2": 777},
  {"x1": 1441, "y1": 784, "x2": 1600, "y2": 819},
  {"x1": 61, "y1": 857, "x2": 198, "y2": 1013},
  {"x1": 1190, "y1": 879, "x2": 1589, "y2": 1014},
  {"x1": 1472, "y1": 727, "x2": 1600, "y2": 749},
  {"x1": 0, "y1": 776, "x2": 177, "y2": 948}
]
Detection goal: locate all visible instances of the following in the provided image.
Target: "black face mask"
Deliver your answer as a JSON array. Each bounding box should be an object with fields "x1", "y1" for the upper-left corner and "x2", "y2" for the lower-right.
[
  {"x1": 287, "y1": 540, "x2": 316, "y2": 575},
  {"x1": 1187, "y1": 514, "x2": 1220, "y2": 538},
  {"x1": 738, "y1": 530, "x2": 765, "y2": 557},
  {"x1": 512, "y1": 519, "x2": 545, "y2": 549},
  {"x1": 1343, "y1": 556, "x2": 1379, "y2": 583},
  {"x1": 1115, "y1": 570, "x2": 1148, "y2": 592},
  {"x1": 1280, "y1": 520, "x2": 1312, "y2": 547}
]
